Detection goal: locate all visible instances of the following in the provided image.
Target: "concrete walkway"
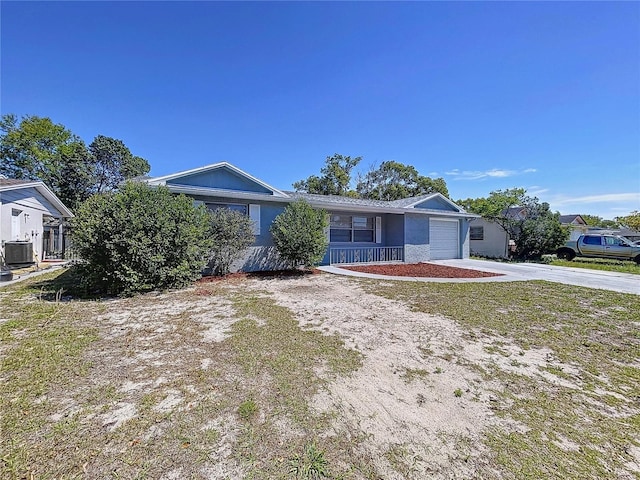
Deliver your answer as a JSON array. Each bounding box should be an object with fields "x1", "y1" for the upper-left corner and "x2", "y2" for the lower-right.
[
  {"x1": 319, "y1": 259, "x2": 640, "y2": 295},
  {"x1": 0, "y1": 263, "x2": 67, "y2": 288}
]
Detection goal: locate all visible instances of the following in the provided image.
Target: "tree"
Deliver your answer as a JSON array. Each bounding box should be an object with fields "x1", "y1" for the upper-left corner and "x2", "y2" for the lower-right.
[
  {"x1": 71, "y1": 183, "x2": 212, "y2": 295},
  {"x1": 356, "y1": 161, "x2": 449, "y2": 200},
  {"x1": 0, "y1": 114, "x2": 89, "y2": 198},
  {"x1": 89, "y1": 135, "x2": 150, "y2": 194},
  {"x1": 293, "y1": 154, "x2": 361, "y2": 196},
  {"x1": 465, "y1": 188, "x2": 568, "y2": 260},
  {"x1": 270, "y1": 200, "x2": 329, "y2": 269},
  {"x1": 616, "y1": 211, "x2": 640, "y2": 231},
  {"x1": 207, "y1": 208, "x2": 255, "y2": 276},
  {"x1": 0, "y1": 114, "x2": 150, "y2": 210},
  {"x1": 56, "y1": 141, "x2": 95, "y2": 209},
  {"x1": 581, "y1": 214, "x2": 619, "y2": 229}
]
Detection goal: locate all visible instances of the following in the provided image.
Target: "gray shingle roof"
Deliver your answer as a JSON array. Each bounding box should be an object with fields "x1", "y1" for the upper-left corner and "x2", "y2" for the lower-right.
[
  {"x1": 0, "y1": 178, "x2": 34, "y2": 187},
  {"x1": 559, "y1": 214, "x2": 585, "y2": 224},
  {"x1": 283, "y1": 191, "x2": 474, "y2": 217},
  {"x1": 284, "y1": 191, "x2": 393, "y2": 208},
  {"x1": 387, "y1": 194, "x2": 439, "y2": 207}
]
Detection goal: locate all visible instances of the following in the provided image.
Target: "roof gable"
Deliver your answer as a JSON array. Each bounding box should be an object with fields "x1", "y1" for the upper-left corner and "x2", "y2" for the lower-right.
[
  {"x1": 147, "y1": 162, "x2": 288, "y2": 197},
  {"x1": 559, "y1": 214, "x2": 587, "y2": 225},
  {"x1": 0, "y1": 179, "x2": 74, "y2": 217},
  {"x1": 391, "y1": 193, "x2": 465, "y2": 213}
]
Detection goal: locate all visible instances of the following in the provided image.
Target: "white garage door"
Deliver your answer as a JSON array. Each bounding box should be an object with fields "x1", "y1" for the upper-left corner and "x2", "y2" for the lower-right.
[{"x1": 430, "y1": 219, "x2": 460, "y2": 260}]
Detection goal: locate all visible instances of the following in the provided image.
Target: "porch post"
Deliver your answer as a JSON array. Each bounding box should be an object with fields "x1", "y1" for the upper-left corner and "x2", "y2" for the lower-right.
[{"x1": 60, "y1": 220, "x2": 65, "y2": 260}]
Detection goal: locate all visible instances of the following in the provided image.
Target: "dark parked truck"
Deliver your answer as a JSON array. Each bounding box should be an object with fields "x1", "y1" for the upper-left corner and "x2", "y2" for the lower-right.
[{"x1": 557, "y1": 234, "x2": 640, "y2": 264}]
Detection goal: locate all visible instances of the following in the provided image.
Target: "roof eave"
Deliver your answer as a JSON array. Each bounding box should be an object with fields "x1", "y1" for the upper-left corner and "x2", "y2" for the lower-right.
[
  {"x1": 161, "y1": 184, "x2": 290, "y2": 202},
  {"x1": 153, "y1": 183, "x2": 478, "y2": 218},
  {"x1": 0, "y1": 181, "x2": 73, "y2": 217},
  {"x1": 146, "y1": 162, "x2": 290, "y2": 198}
]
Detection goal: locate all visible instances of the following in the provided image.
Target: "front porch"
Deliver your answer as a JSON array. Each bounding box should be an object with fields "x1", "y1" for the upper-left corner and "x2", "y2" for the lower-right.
[{"x1": 329, "y1": 246, "x2": 404, "y2": 265}]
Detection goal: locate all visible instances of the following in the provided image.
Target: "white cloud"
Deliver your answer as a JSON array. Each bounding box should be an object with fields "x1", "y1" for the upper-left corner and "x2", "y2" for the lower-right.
[
  {"x1": 445, "y1": 168, "x2": 537, "y2": 180},
  {"x1": 550, "y1": 193, "x2": 640, "y2": 206},
  {"x1": 526, "y1": 186, "x2": 549, "y2": 196},
  {"x1": 545, "y1": 192, "x2": 640, "y2": 219}
]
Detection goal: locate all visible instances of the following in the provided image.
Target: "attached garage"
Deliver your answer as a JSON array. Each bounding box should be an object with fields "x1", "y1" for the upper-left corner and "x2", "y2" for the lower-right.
[{"x1": 429, "y1": 219, "x2": 460, "y2": 260}]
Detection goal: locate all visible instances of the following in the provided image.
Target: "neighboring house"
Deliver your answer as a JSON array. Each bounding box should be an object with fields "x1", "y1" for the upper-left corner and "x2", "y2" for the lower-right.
[
  {"x1": 559, "y1": 214, "x2": 589, "y2": 240},
  {"x1": 0, "y1": 178, "x2": 74, "y2": 264},
  {"x1": 619, "y1": 228, "x2": 640, "y2": 243},
  {"x1": 468, "y1": 217, "x2": 512, "y2": 259},
  {"x1": 143, "y1": 162, "x2": 478, "y2": 271},
  {"x1": 469, "y1": 212, "x2": 603, "y2": 259}
]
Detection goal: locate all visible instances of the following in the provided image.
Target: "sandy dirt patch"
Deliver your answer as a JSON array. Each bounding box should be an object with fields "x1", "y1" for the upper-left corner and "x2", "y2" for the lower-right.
[{"x1": 248, "y1": 273, "x2": 571, "y2": 478}]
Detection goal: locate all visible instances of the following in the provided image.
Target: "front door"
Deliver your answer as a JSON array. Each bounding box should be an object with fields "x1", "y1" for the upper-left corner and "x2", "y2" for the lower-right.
[{"x1": 11, "y1": 209, "x2": 22, "y2": 240}]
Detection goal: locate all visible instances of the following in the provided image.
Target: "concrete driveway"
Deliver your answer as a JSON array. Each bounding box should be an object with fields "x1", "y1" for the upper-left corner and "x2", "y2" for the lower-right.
[{"x1": 321, "y1": 259, "x2": 639, "y2": 295}]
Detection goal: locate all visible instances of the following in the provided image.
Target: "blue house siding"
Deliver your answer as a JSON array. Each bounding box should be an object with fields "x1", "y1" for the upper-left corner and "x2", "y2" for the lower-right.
[
  {"x1": 385, "y1": 213, "x2": 404, "y2": 246},
  {"x1": 167, "y1": 167, "x2": 273, "y2": 194},
  {"x1": 461, "y1": 218, "x2": 472, "y2": 258},
  {"x1": 404, "y1": 213, "x2": 430, "y2": 263},
  {"x1": 412, "y1": 197, "x2": 458, "y2": 211}
]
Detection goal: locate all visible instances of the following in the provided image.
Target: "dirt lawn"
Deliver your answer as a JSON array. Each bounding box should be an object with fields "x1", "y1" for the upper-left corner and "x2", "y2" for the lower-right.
[{"x1": 2, "y1": 270, "x2": 639, "y2": 479}]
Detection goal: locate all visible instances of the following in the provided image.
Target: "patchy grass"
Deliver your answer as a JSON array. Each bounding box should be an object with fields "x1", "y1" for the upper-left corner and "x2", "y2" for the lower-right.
[
  {"x1": 0, "y1": 271, "x2": 370, "y2": 479},
  {"x1": 3, "y1": 269, "x2": 640, "y2": 479},
  {"x1": 549, "y1": 256, "x2": 640, "y2": 274},
  {"x1": 361, "y1": 279, "x2": 640, "y2": 480}
]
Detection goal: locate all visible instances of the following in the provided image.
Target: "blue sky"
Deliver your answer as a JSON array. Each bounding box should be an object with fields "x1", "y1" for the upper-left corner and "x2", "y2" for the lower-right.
[{"x1": 2, "y1": 1, "x2": 639, "y2": 219}]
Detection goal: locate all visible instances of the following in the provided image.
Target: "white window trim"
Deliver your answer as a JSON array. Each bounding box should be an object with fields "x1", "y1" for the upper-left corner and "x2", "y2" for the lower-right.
[{"x1": 249, "y1": 204, "x2": 260, "y2": 235}]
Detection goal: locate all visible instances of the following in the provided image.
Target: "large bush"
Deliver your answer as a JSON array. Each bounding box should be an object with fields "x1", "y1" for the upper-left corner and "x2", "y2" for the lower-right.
[
  {"x1": 270, "y1": 200, "x2": 329, "y2": 269},
  {"x1": 208, "y1": 207, "x2": 255, "y2": 276},
  {"x1": 72, "y1": 183, "x2": 212, "y2": 295}
]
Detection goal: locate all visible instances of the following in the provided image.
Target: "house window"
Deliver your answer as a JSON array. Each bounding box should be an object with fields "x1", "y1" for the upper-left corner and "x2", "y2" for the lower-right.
[
  {"x1": 205, "y1": 202, "x2": 261, "y2": 235},
  {"x1": 206, "y1": 202, "x2": 248, "y2": 215},
  {"x1": 470, "y1": 226, "x2": 484, "y2": 241},
  {"x1": 330, "y1": 215, "x2": 375, "y2": 243}
]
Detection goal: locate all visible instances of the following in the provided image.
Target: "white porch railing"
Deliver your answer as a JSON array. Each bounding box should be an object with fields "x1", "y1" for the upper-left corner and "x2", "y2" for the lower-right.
[{"x1": 329, "y1": 246, "x2": 404, "y2": 265}]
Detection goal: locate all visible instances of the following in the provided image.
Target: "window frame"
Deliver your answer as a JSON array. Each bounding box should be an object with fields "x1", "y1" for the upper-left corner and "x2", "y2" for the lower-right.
[
  {"x1": 469, "y1": 226, "x2": 484, "y2": 241},
  {"x1": 205, "y1": 202, "x2": 248, "y2": 215},
  {"x1": 329, "y1": 214, "x2": 376, "y2": 244}
]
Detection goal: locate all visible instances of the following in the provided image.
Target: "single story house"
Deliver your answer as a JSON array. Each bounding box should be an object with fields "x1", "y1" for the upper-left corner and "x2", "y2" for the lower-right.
[
  {"x1": 468, "y1": 217, "x2": 512, "y2": 259},
  {"x1": 143, "y1": 162, "x2": 478, "y2": 271},
  {"x1": 0, "y1": 178, "x2": 74, "y2": 264}
]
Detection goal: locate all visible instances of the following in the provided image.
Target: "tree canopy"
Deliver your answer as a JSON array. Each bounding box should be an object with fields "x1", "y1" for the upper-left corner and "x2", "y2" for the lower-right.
[
  {"x1": 89, "y1": 135, "x2": 150, "y2": 194},
  {"x1": 356, "y1": 161, "x2": 448, "y2": 200},
  {"x1": 580, "y1": 215, "x2": 620, "y2": 229},
  {"x1": 461, "y1": 188, "x2": 568, "y2": 260},
  {"x1": 0, "y1": 114, "x2": 150, "y2": 210},
  {"x1": 293, "y1": 154, "x2": 361, "y2": 197},
  {"x1": 293, "y1": 154, "x2": 448, "y2": 201},
  {"x1": 616, "y1": 211, "x2": 640, "y2": 231}
]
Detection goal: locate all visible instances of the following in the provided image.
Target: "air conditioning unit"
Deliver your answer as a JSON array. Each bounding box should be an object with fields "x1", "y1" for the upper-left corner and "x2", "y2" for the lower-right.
[{"x1": 4, "y1": 241, "x2": 34, "y2": 265}]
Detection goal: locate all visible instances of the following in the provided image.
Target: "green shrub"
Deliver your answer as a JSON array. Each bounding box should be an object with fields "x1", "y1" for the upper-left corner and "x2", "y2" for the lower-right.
[
  {"x1": 207, "y1": 207, "x2": 255, "y2": 276},
  {"x1": 270, "y1": 200, "x2": 328, "y2": 269},
  {"x1": 71, "y1": 182, "x2": 212, "y2": 295}
]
